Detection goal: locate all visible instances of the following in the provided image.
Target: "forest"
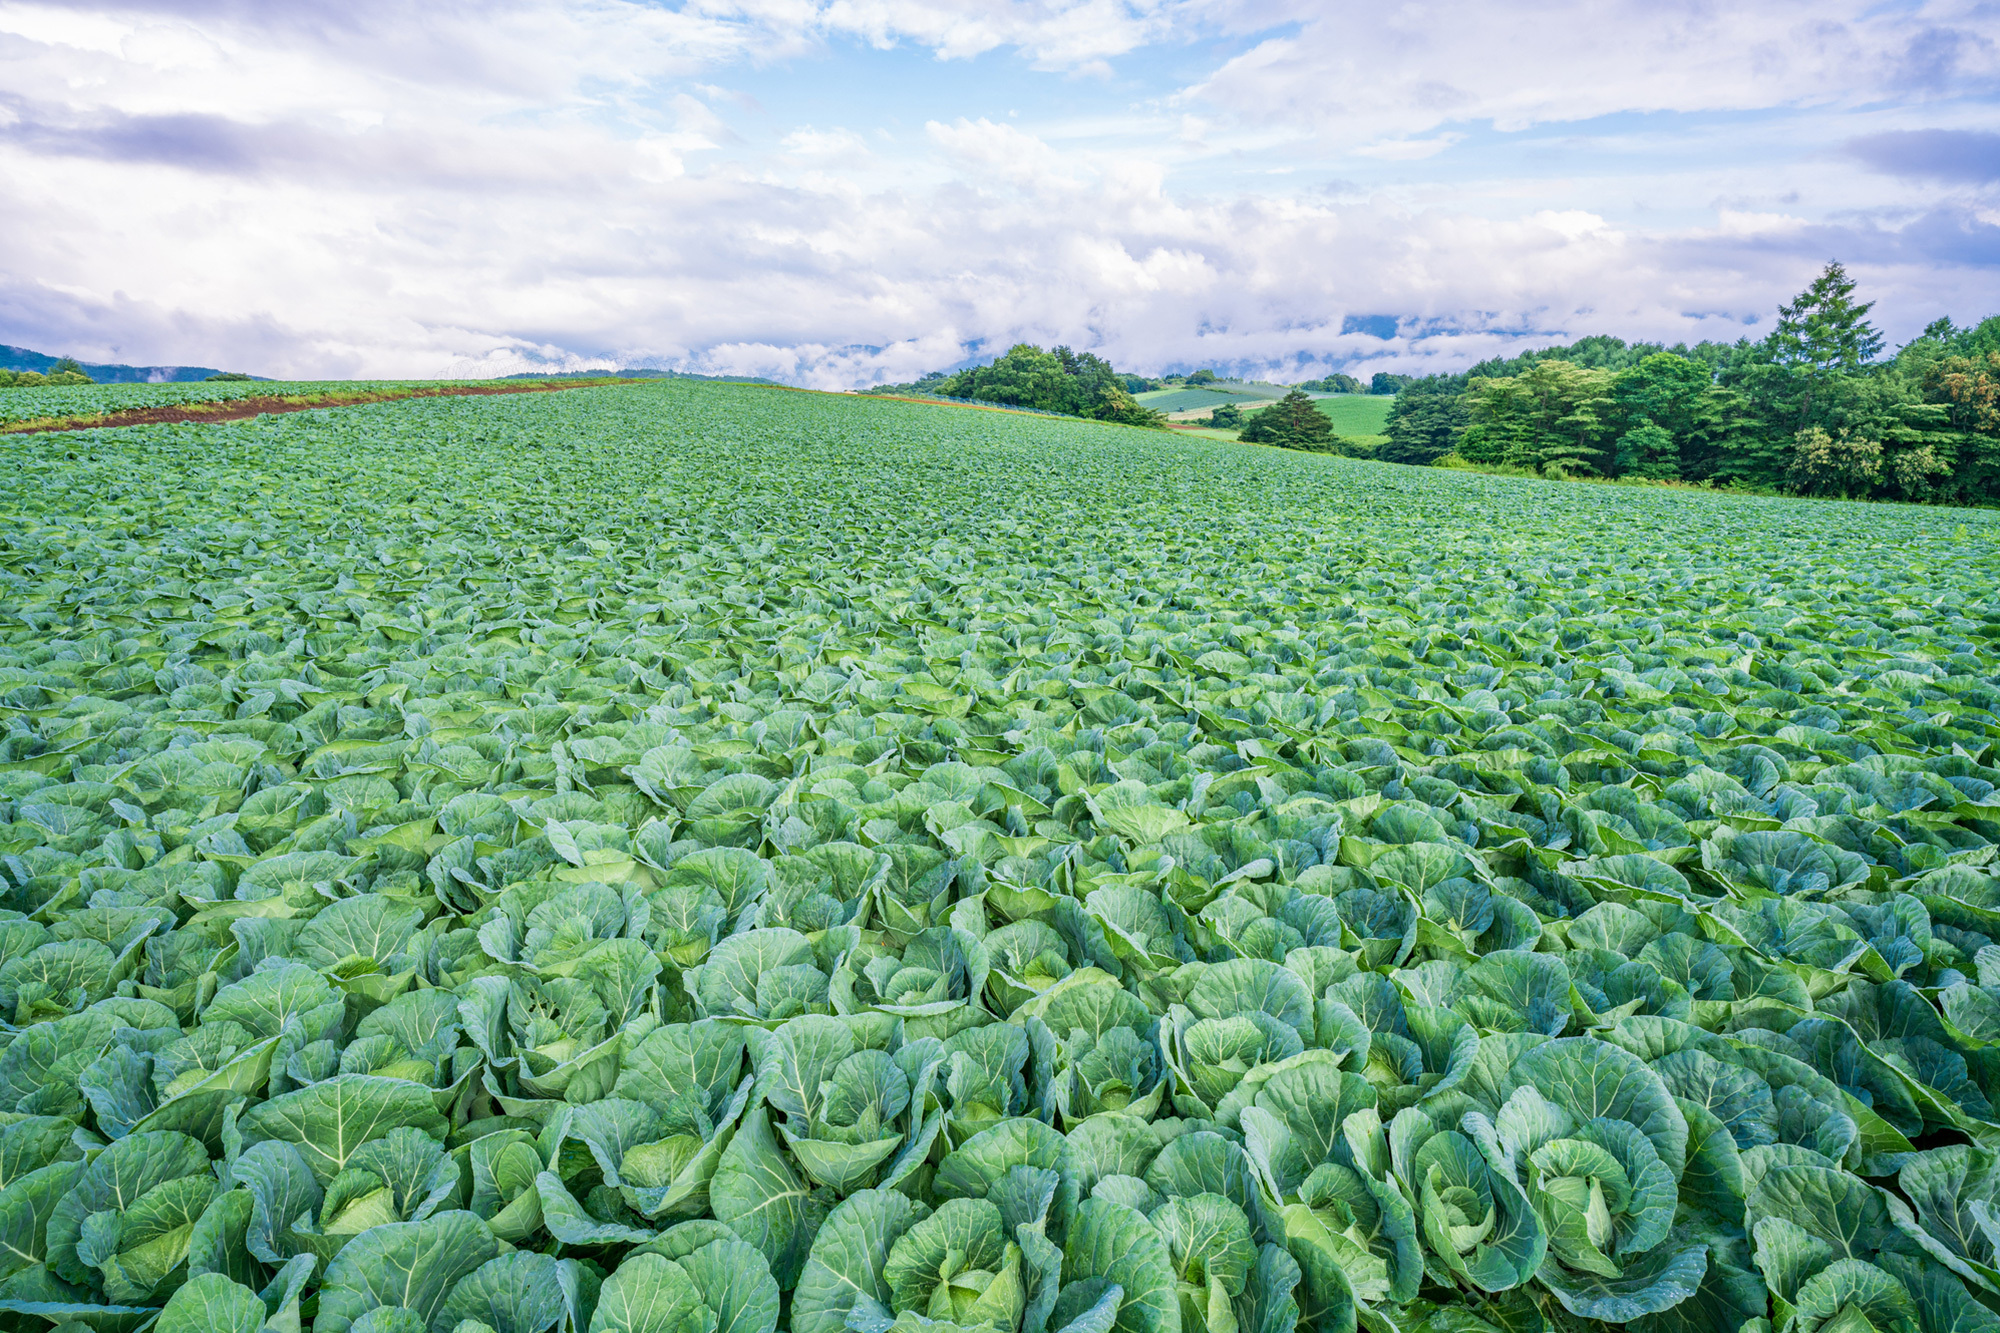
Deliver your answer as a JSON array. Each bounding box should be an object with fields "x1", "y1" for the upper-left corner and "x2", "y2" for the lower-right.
[{"x1": 1380, "y1": 263, "x2": 2000, "y2": 504}]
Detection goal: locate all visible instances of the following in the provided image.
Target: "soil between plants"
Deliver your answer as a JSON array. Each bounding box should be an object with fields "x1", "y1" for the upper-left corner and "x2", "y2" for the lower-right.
[{"x1": 2, "y1": 378, "x2": 633, "y2": 435}]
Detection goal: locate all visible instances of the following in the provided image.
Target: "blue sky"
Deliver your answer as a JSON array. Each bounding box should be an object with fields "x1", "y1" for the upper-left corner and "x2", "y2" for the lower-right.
[{"x1": 1, "y1": 0, "x2": 1996, "y2": 383}]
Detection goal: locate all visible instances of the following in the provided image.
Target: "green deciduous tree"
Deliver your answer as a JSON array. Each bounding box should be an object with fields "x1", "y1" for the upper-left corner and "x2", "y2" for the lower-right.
[
  {"x1": 1297, "y1": 372, "x2": 1362, "y2": 394},
  {"x1": 1677, "y1": 383, "x2": 1764, "y2": 483},
  {"x1": 939, "y1": 345, "x2": 1167, "y2": 428},
  {"x1": 1932, "y1": 352, "x2": 2000, "y2": 435},
  {"x1": 1614, "y1": 421, "x2": 1679, "y2": 480},
  {"x1": 1875, "y1": 351, "x2": 2000, "y2": 505},
  {"x1": 1786, "y1": 425, "x2": 1882, "y2": 496},
  {"x1": 1611, "y1": 355, "x2": 1709, "y2": 445},
  {"x1": 1459, "y1": 362, "x2": 1618, "y2": 476}
]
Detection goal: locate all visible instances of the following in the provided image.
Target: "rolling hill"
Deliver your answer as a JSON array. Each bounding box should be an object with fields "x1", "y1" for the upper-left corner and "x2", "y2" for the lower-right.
[
  {"x1": 0, "y1": 343, "x2": 242, "y2": 382},
  {"x1": 1142, "y1": 385, "x2": 1398, "y2": 439}
]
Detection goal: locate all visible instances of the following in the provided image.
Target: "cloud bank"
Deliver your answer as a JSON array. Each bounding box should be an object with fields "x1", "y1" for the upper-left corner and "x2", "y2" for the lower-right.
[{"x1": 1, "y1": 0, "x2": 1996, "y2": 383}]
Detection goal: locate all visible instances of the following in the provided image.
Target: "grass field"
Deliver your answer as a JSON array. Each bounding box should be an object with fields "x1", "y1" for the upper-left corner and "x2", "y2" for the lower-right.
[
  {"x1": 1133, "y1": 384, "x2": 1282, "y2": 412},
  {"x1": 1292, "y1": 391, "x2": 1394, "y2": 436},
  {"x1": 1229, "y1": 390, "x2": 1394, "y2": 428},
  {"x1": 1141, "y1": 387, "x2": 1397, "y2": 439},
  {"x1": 3, "y1": 378, "x2": 1998, "y2": 1333}
]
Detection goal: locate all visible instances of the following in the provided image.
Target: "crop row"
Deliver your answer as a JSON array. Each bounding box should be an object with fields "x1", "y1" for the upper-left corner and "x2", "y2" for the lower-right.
[
  {"x1": 0, "y1": 383, "x2": 1995, "y2": 1333},
  {"x1": 0, "y1": 382, "x2": 488, "y2": 427}
]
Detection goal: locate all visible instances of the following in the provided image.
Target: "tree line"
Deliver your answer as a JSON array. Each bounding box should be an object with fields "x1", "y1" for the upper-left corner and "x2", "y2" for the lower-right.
[
  {"x1": 1295, "y1": 371, "x2": 1408, "y2": 395},
  {"x1": 0, "y1": 357, "x2": 94, "y2": 388},
  {"x1": 1378, "y1": 263, "x2": 2000, "y2": 504},
  {"x1": 865, "y1": 344, "x2": 1170, "y2": 427},
  {"x1": 1149, "y1": 369, "x2": 1406, "y2": 395}
]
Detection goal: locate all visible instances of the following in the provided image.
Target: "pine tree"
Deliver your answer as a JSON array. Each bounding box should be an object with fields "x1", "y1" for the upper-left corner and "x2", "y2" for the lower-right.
[
  {"x1": 1770, "y1": 260, "x2": 1884, "y2": 376},
  {"x1": 1238, "y1": 389, "x2": 1338, "y2": 451}
]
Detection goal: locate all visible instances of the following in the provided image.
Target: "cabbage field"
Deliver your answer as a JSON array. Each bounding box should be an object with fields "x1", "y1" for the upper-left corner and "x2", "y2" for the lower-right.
[
  {"x1": 4, "y1": 378, "x2": 2000, "y2": 1333},
  {"x1": 0, "y1": 382, "x2": 478, "y2": 427}
]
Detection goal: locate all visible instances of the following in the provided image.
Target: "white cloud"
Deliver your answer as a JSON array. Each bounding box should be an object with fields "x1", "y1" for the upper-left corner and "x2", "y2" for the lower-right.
[
  {"x1": 782, "y1": 125, "x2": 871, "y2": 160},
  {"x1": 925, "y1": 117, "x2": 1068, "y2": 184},
  {"x1": 1352, "y1": 134, "x2": 1463, "y2": 161},
  {"x1": 1717, "y1": 209, "x2": 1810, "y2": 237},
  {"x1": 1533, "y1": 210, "x2": 1615, "y2": 241},
  {"x1": 1187, "y1": 1, "x2": 2000, "y2": 142},
  {"x1": 750, "y1": 0, "x2": 1186, "y2": 66},
  {"x1": 0, "y1": 4, "x2": 131, "y2": 52},
  {"x1": 0, "y1": 0, "x2": 1993, "y2": 384}
]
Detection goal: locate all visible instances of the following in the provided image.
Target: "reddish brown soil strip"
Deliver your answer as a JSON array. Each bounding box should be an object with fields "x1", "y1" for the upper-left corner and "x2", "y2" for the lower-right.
[{"x1": 3, "y1": 378, "x2": 636, "y2": 436}]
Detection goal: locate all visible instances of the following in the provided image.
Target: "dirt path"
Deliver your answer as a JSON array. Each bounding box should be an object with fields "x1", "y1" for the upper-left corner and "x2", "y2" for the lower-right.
[{"x1": 2, "y1": 378, "x2": 634, "y2": 436}]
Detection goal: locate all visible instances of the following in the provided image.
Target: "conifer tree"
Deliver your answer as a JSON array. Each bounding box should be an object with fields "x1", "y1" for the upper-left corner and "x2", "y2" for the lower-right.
[
  {"x1": 1770, "y1": 260, "x2": 1884, "y2": 376},
  {"x1": 1239, "y1": 388, "x2": 1337, "y2": 450}
]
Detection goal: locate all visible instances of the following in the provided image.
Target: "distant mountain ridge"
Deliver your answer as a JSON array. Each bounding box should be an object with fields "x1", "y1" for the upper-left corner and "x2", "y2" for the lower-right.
[
  {"x1": 0, "y1": 343, "x2": 251, "y2": 383},
  {"x1": 499, "y1": 367, "x2": 778, "y2": 384}
]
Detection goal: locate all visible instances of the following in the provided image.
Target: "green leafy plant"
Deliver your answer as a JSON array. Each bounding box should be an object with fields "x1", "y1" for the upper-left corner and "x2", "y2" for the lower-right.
[{"x1": 0, "y1": 378, "x2": 1993, "y2": 1333}]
